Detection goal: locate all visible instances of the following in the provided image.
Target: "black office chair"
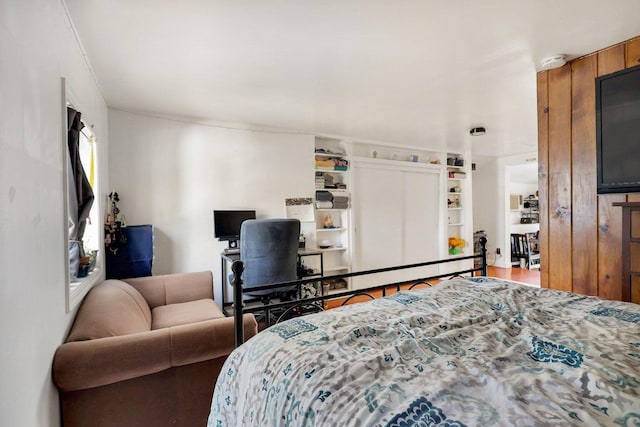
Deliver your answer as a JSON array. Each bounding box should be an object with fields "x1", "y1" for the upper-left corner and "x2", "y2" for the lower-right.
[
  {"x1": 526, "y1": 232, "x2": 540, "y2": 270},
  {"x1": 237, "y1": 218, "x2": 300, "y2": 326},
  {"x1": 239, "y1": 218, "x2": 300, "y2": 295},
  {"x1": 510, "y1": 233, "x2": 528, "y2": 268}
]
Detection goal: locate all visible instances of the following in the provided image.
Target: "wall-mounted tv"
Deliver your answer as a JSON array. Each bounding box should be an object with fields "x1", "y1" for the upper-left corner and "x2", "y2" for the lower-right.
[
  {"x1": 213, "y1": 210, "x2": 256, "y2": 246},
  {"x1": 596, "y1": 63, "x2": 640, "y2": 194}
]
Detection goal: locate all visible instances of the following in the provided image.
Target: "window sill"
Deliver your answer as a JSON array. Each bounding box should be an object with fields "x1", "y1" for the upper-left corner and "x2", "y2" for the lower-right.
[{"x1": 67, "y1": 267, "x2": 102, "y2": 313}]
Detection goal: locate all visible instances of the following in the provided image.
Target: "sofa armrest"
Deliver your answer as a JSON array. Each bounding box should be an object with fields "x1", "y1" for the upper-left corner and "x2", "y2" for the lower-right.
[
  {"x1": 53, "y1": 314, "x2": 257, "y2": 392},
  {"x1": 123, "y1": 271, "x2": 214, "y2": 308},
  {"x1": 53, "y1": 328, "x2": 172, "y2": 392}
]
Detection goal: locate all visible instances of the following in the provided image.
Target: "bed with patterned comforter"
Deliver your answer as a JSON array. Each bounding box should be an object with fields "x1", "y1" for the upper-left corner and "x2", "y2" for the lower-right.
[{"x1": 208, "y1": 277, "x2": 640, "y2": 426}]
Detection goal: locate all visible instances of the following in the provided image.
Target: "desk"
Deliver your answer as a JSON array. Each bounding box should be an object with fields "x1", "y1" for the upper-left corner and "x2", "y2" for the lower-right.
[{"x1": 220, "y1": 248, "x2": 324, "y2": 315}]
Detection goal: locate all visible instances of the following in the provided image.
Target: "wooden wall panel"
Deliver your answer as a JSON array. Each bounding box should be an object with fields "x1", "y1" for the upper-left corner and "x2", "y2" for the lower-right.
[
  {"x1": 596, "y1": 44, "x2": 626, "y2": 300},
  {"x1": 547, "y1": 64, "x2": 573, "y2": 292},
  {"x1": 537, "y1": 37, "x2": 640, "y2": 300},
  {"x1": 537, "y1": 72, "x2": 550, "y2": 288},
  {"x1": 598, "y1": 44, "x2": 625, "y2": 75},
  {"x1": 625, "y1": 38, "x2": 640, "y2": 67},
  {"x1": 598, "y1": 193, "x2": 625, "y2": 300},
  {"x1": 571, "y1": 55, "x2": 598, "y2": 296}
]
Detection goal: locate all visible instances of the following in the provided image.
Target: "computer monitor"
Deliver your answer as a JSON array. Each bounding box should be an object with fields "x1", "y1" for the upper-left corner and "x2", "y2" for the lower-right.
[{"x1": 213, "y1": 210, "x2": 256, "y2": 248}]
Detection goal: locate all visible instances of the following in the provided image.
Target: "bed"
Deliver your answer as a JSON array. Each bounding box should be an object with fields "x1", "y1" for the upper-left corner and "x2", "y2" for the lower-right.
[{"x1": 208, "y1": 276, "x2": 640, "y2": 426}]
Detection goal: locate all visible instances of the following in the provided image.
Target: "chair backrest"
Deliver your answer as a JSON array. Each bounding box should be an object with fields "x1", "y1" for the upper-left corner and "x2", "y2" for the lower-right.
[
  {"x1": 240, "y1": 218, "x2": 301, "y2": 296},
  {"x1": 525, "y1": 232, "x2": 540, "y2": 256},
  {"x1": 510, "y1": 233, "x2": 528, "y2": 258}
]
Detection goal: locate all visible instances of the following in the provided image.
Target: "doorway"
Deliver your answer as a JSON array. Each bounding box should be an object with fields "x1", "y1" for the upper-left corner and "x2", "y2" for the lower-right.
[{"x1": 505, "y1": 161, "x2": 539, "y2": 273}]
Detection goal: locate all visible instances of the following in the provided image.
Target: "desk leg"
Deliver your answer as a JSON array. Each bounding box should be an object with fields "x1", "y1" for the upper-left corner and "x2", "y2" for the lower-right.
[
  {"x1": 221, "y1": 257, "x2": 227, "y2": 315},
  {"x1": 319, "y1": 253, "x2": 325, "y2": 309}
]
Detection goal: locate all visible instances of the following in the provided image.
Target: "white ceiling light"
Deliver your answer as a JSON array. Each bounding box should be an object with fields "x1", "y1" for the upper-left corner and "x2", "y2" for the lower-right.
[{"x1": 540, "y1": 55, "x2": 567, "y2": 70}]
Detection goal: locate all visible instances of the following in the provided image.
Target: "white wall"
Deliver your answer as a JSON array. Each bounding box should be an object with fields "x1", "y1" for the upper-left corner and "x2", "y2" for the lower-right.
[
  {"x1": 472, "y1": 153, "x2": 538, "y2": 268},
  {"x1": 108, "y1": 109, "x2": 314, "y2": 303},
  {"x1": 471, "y1": 155, "x2": 500, "y2": 260},
  {"x1": 0, "y1": 1, "x2": 108, "y2": 426},
  {"x1": 508, "y1": 182, "x2": 538, "y2": 225}
]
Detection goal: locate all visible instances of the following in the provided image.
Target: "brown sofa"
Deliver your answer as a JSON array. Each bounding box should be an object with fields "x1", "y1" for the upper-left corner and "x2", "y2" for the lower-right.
[{"x1": 53, "y1": 271, "x2": 257, "y2": 427}]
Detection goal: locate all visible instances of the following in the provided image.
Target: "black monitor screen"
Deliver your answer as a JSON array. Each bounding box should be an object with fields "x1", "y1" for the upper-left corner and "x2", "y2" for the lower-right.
[
  {"x1": 213, "y1": 210, "x2": 256, "y2": 241},
  {"x1": 596, "y1": 63, "x2": 640, "y2": 193}
]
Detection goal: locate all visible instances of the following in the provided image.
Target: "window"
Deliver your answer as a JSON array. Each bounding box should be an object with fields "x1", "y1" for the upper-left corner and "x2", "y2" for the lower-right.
[{"x1": 63, "y1": 78, "x2": 102, "y2": 312}]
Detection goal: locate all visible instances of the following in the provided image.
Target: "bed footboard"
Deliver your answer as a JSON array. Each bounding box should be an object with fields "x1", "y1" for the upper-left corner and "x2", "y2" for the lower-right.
[{"x1": 232, "y1": 237, "x2": 487, "y2": 347}]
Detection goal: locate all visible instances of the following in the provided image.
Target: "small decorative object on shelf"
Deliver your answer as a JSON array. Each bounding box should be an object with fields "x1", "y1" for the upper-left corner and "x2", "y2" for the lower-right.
[
  {"x1": 315, "y1": 148, "x2": 346, "y2": 156},
  {"x1": 319, "y1": 239, "x2": 333, "y2": 249},
  {"x1": 104, "y1": 191, "x2": 127, "y2": 254},
  {"x1": 447, "y1": 196, "x2": 461, "y2": 208},
  {"x1": 323, "y1": 213, "x2": 334, "y2": 228},
  {"x1": 448, "y1": 236, "x2": 466, "y2": 255},
  {"x1": 315, "y1": 156, "x2": 349, "y2": 171},
  {"x1": 447, "y1": 156, "x2": 465, "y2": 167}
]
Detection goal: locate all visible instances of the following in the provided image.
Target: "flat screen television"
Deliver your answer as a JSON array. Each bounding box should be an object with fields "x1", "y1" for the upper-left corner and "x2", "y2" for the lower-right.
[
  {"x1": 213, "y1": 210, "x2": 256, "y2": 246},
  {"x1": 596, "y1": 64, "x2": 640, "y2": 194}
]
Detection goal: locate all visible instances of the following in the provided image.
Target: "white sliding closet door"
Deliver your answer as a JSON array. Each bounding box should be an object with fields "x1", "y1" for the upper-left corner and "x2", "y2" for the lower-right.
[
  {"x1": 403, "y1": 170, "x2": 440, "y2": 280},
  {"x1": 404, "y1": 171, "x2": 439, "y2": 263},
  {"x1": 351, "y1": 161, "x2": 441, "y2": 289},
  {"x1": 352, "y1": 166, "x2": 403, "y2": 270}
]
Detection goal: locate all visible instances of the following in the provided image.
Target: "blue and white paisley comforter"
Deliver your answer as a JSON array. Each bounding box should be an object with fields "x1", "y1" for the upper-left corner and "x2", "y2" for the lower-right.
[{"x1": 208, "y1": 277, "x2": 640, "y2": 426}]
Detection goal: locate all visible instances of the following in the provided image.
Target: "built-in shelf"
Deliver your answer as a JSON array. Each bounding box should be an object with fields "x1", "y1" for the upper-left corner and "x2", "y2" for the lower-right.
[
  {"x1": 315, "y1": 188, "x2": 349, "y2": 193},
  {"x1": 324, "y1": 265, "x2": 349, "y2": 273},
  {"x1": 445, "y1": 152, "x2": 470, "y2": 267},
  {"x1": 302, "y1": 269, "x2": 322, "y2": 277},
  {"x1": 314, "y1": 151, "x2": 347, "y2": 158},
  {"x1": 314, "y1": 136, "x2": 352, "y2": 292},
  {"x1": 315, "y1": 168, "x2": 348, "y2": 173},
  {"x1": 350, "y1": 156, "x2": 442, "y2": 170}
]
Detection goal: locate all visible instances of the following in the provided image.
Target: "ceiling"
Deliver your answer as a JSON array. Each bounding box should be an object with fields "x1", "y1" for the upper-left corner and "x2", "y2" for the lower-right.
[{"x1": 65, "y1": 0, "x2": 640, "y2": 157}]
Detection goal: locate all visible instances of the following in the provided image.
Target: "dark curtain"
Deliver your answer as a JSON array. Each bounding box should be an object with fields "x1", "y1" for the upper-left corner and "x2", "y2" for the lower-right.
[{"x1": 67, "y1": 107, "x2": 94, "y2": 243}]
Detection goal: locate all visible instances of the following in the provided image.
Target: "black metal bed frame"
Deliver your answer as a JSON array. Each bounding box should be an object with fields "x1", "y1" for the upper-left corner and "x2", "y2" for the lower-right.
[{"x1": 231, "y1": 237, "x2": 487, "y2": 347}]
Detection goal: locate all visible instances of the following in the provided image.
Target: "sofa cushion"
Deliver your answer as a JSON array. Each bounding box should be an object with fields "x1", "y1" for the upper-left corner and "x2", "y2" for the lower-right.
[
  {"x1": 123, "y1": 271, "x2": 214, "y2": 308},
  {"x1": 67, "y1": 280, "x2": 152, "y2": 341},
  {"x1": 151, "y1": 299, "x2": 225, "y2": 330}
]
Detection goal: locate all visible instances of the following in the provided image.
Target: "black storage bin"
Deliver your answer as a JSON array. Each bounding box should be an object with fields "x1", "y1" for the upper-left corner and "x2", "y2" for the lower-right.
[{"x1": 105, "y1": 224, "x2": 154, "y2": 279}]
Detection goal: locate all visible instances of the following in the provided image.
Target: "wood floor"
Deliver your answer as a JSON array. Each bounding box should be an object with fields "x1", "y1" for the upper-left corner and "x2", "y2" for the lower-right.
[{"x1": 487, "y1": 266, "x2": 540, "y2": 287}]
